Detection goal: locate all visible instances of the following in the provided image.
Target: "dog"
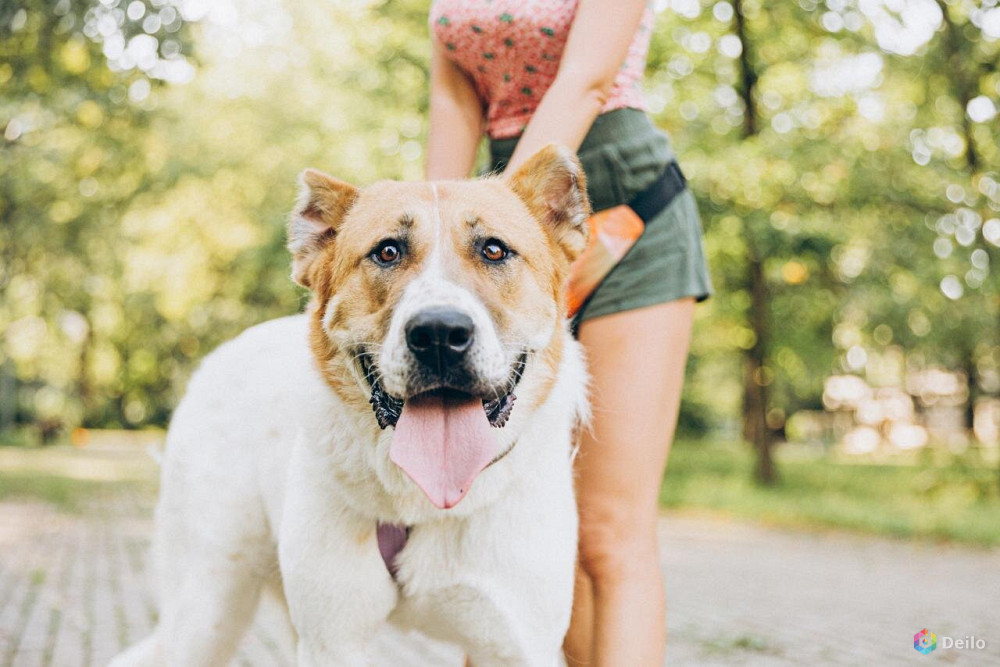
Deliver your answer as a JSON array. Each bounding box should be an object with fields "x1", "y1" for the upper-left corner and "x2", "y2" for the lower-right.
[{"x1": 111, "y1": 144, "x2": 591, "y2": 666}]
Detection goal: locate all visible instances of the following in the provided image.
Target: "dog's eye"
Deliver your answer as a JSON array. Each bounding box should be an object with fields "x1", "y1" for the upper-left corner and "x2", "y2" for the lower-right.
[
  {"x1": 372, "y1": 240, "x2": 402, "y2": 266},
  {"x1": 481, "y1": 239, "x2": 509, "y2": 263}
]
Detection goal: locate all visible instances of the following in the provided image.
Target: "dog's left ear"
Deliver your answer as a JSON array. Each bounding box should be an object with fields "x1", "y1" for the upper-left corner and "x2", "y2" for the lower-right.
[
  {"x1": 506, "y1": 144, "x2": 591, "y2": 262},
  {"x1": 288, "y1": 169, "x2": 359, "y2": 288}
]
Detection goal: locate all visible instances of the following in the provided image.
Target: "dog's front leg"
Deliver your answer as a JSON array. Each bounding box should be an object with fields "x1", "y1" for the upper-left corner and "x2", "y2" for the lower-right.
[{"x1": 279, "y1": 452, "x2": 397, "y2": 665}]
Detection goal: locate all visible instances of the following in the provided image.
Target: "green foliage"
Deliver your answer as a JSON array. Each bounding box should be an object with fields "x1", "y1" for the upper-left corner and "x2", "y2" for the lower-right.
[
  {"x1": 645, "y1": 0, "x2": 1000, "y2": 435},
  {"x1": 661, "y1": 440, "x2": 1000, "y2": 545},
  {"x1": 1, "y1": 0, "x2": 199, "y2": 430}
]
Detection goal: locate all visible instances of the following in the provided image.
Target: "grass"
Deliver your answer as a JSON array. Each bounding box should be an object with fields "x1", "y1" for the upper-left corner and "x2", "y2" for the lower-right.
[
  {"x1": 0, "y1": 469, "x2": 156, "y2": 513},
  {"x1": 0, "y1": 439, "x2": 159, "y2": 513},
  {"x1": 661, "y1": 440, "x2": 1000, "y2": 546},
  {"x1": 699, "y1": 634, "x2": 781, "y2": 657}
]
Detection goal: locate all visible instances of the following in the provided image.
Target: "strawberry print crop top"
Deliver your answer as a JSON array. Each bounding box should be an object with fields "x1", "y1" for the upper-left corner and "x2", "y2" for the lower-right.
[{"x1": 430, "y1": 0, "x2": 653, "y2": 139}]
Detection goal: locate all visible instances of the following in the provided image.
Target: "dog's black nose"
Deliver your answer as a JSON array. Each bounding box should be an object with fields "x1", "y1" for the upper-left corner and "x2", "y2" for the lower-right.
[{"x1": 406, "y1": 307, "x2": 475, "y2": 371}]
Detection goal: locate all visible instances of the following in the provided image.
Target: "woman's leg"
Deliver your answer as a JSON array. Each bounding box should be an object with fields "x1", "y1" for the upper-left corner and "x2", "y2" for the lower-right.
[{"x1": 563, "y1": 298, "x2": 695, "y2": 666}]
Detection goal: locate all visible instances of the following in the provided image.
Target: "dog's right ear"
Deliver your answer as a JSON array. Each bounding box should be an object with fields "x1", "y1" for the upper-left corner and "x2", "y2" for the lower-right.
[
  {"x1": 506, "y1": 144, "x2": 591, "y2": 262},
  {"x1": 288, "y1": 169, "x2": 358, "y2": 288}
]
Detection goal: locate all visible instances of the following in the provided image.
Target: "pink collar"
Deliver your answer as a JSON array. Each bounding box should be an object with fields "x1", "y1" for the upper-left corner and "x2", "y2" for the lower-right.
[{"x1": 376, "y1": 522, "x2": 409, "y2": 580}]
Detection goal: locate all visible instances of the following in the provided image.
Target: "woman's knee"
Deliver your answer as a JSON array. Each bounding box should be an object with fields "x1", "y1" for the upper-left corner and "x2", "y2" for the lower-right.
[{"x1": 577, "y1": 508, "x2": 659, "y2": 585}]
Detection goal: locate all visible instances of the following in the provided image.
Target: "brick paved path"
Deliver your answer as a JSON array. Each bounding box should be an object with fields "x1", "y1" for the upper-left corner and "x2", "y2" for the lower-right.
[{"x1": 1, "y1": 446, "x2": 998, "y2": 666}]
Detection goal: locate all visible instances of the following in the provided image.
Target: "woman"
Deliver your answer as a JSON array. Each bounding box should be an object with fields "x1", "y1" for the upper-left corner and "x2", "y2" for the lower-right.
[{"x1": 424, "y1": 1, "x2": 712, "y2": 664}]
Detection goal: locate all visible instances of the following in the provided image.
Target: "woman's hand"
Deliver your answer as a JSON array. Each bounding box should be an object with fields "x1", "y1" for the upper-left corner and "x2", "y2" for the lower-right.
[
  {"x1": 426, "y1": 41, "x2": 485, "y2": 180},
  {"x1": 504, "y1": 0, "x2": 648, "y2": 174}
]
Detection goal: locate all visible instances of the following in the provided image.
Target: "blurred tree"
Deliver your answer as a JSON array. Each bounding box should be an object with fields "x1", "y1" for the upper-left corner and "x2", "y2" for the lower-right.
[
  {"x1": 649, "y1": 0, "x2": 999, "y2": 482},
  {"x1": 1, "y1": 0, "x2": 196, "y2": 434},
  {"x1": 929, "y1": 0, "x2": 999, "y2": 432},
  {"x1": 844, "y1": 0, "x2": 998, "y2": 450}
]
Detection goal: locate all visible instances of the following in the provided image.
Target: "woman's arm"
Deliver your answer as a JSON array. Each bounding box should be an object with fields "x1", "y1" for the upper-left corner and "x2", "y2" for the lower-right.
[
  {"x1": 425, "y1": 42, "x2": 485, "y2": 180},
  {"x1": 504, "y1": 0, "x2": 648, "y2": 174}
]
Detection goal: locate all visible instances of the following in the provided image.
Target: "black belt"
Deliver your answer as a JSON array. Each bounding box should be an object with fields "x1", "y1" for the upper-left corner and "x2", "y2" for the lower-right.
[{"x1": 625, "y1": 160, "x2": 687, "y2": 223}]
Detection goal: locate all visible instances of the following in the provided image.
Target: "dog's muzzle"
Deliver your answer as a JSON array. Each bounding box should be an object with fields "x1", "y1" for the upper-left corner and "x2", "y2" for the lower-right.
[
  {"x1": 357, "y1": 349, "x2": 526, "y2": 431},
  {"x1": 360, "y1": 309, "x2": 531, "y2": 509}
]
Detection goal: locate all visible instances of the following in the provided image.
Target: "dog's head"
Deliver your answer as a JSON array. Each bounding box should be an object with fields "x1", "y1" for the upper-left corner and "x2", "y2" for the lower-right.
[{"x1": 288, "y1": 145, "x2": 589, "y2": 509}]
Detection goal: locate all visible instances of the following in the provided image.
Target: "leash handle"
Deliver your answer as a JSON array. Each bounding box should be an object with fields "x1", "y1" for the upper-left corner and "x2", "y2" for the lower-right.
[{"x1": 567, "y1": 205, "x2": 644, "y2": 317}]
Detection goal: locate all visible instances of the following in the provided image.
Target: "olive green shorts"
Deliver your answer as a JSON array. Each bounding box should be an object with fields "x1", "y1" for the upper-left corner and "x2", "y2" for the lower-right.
[{"x1": 490, "y1": 108, "x2": 713, "y2": 323}]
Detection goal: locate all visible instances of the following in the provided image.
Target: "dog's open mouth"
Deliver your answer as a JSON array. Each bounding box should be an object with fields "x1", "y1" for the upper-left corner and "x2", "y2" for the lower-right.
[
  {"x1": 357, "y1": 350, "x2": 528, "y2": 509},
  {"x1": 358, "y1": 352, "x2": 527, "y2": 430}
]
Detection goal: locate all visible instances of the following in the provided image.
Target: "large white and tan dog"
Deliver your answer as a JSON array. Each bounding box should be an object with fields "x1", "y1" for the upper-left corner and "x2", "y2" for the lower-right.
[{"x1": 113, "y1": 145, "x2": 591, "y2": 666}]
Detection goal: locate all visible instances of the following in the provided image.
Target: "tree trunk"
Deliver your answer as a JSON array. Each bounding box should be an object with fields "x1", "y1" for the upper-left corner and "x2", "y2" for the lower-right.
[
  {"x1": 0, "y1": 360, "x2": 16, "y2": 434},
  {"x1": 744, "y1": 246, "x2": 775, "y2": 484},
  {"x1": 934, "y1": 0, "x2": 979, "y2": 171},
  {"x1": 962, "y1": 347, "x2": 977, "y2": 437},
  {"x1": 732, "y1": 0, "x2": 758, "y2": 137},
  {"x1": 935, "y1": 0, "x2": 988, "y2": 446},
  {"x1": 732, "y1": 0, "x2": 776, "y2": 484}
]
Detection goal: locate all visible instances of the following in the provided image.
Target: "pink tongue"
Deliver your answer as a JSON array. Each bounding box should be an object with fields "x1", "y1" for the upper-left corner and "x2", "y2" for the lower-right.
[{"x1": 390, "y1": 393, "x2": 498, "y2": 509}]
